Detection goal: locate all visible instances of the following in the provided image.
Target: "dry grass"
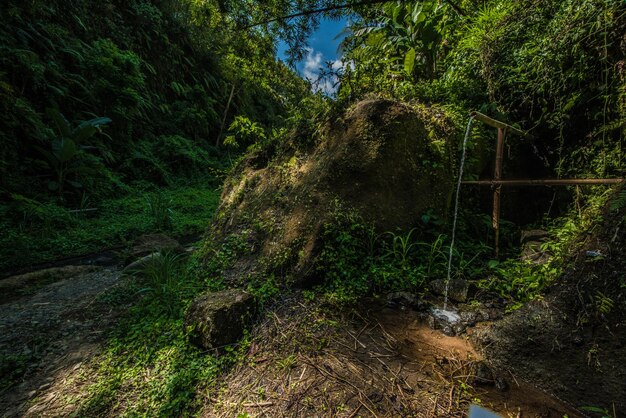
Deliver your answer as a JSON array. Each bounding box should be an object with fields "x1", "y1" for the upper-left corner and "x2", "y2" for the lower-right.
[{"x1": 205, "y1": 295, "x2": 479, "y2": 417}]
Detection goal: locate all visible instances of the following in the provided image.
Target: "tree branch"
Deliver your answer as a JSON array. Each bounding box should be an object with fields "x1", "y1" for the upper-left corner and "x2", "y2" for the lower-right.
[
  {"x1": 241, "y1": 0, "x2": 466, "y2": 30},
  {"x1": 444, "y1": 0, "x2": 466, "y2": 17},
  {"x1": 241, "y1": 1, "x2": 387, "y2": 30}
]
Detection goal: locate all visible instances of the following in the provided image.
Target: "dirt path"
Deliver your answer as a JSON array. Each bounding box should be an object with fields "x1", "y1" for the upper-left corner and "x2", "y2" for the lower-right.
[{"x1": 0, "y1": 266, "x2": 126, "y2": 417}]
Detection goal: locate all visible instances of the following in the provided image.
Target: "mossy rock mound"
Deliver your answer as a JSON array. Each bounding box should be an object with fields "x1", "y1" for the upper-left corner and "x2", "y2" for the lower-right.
[{"x1": 201, "y1": 99, "x2": 457, "y2": 287}]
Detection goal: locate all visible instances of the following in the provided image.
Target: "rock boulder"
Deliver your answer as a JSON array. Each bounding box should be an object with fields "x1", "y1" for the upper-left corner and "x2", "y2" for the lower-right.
[
  {"x1": 131, "y1": 234, "x2": 184, "y2": 259},
  {"x1": 185, "y1": 289, "x2": 256, "y2": 350},
  {"x1": 429, "y1": 278, "x2": 469, "y2": 303}
]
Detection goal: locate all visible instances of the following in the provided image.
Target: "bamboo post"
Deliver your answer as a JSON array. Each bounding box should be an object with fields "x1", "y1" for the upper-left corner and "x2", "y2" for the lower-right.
[
  {"x1": 464, "y1": 110, "x2": 623, "y2": 258},
  {"x1": 470, "y1": 111, "x2": 528, "y2": 137},
  {"x1": 493, "y1": 128, "x2": 506, "y2": 258}
]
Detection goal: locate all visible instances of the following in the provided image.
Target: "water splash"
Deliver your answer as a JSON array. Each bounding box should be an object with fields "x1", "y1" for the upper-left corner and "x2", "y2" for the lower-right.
[
  {"x1": 443, "y1": 116, "x2": 475, "y2": 310},
  {"x1": 430, "y1": 307, "x2": 461, "y2": 324}
]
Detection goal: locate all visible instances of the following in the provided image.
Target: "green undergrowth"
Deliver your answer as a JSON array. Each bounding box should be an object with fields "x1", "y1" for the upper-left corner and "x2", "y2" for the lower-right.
[
  {"x1": 0, "y1": 181, "x2": 221, "y2": 272},
  {"x1": 313, "y1": 202, "x2": 492, "y2": 305},
  {"x1": 54, "y1": 188, "x2": 623, "y2": 416},
  {"x1": 66, "y1": 251, "x2": 247, "y2": 417},
  {"x1": 312, "y1": 188, "x2": 619, "y2": 309},
  {"x1": 477, "y1": 187, "x2": 616, "y2": 309},
  {"x1": 66, "y1": 227, "x2": 287, "y2": 416}
]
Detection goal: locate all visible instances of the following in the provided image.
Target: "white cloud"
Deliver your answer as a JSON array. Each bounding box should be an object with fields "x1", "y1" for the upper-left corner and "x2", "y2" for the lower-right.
[
  {"x1": 331, "y1": 59, "x2": 346, "y2": 71},
  {"x1": 301, "y1": 48, "x2": 349, "y2": 96},
  {"x1": 303, "y1": 48, "x2": 323, "y2": 82}
]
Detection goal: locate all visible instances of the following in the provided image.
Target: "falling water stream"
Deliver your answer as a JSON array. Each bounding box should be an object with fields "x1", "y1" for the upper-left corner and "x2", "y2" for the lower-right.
[{"x1": 440, "y1": 116, "x2": 475, "y2": 316}]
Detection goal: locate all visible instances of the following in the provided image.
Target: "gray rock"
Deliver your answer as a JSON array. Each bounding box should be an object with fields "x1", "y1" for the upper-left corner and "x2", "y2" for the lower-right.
[
  {"x1": 427, "y1": 314, "x2": 436, "y2": 329},
  {"x1": 122, "y1": 252, "x2": 161, "y2": 275},
  {"x1": 131, "y1": 234, "x2": 184, "y2": 259},
  {"x1": 520, "y1": 229, "x2": 550, "y2": 264},
  {"x1": 460, "y1": 310, "x2": 478, "y2": 327},
  {"x1": 426, "y1": 310, "x2": 466, "y2": 336},
  {"x1": 453, "y1": 322, "x2": 467, "y2": 335},
  {"x1": 520, "y1": 229, "x2": 549, "y2": 244},
  {"x1": 441, "y1": 325, "x2": 455, "y2": 337},
  {"x1": 185, "y1": 289, "x2": 256, "y2": 350},
  {"x1": 386, "y1": 292, "x2": 422, "y2": 310},
  {"x1": 429, "y1": 279, "x2": 469, "y2": 303}
]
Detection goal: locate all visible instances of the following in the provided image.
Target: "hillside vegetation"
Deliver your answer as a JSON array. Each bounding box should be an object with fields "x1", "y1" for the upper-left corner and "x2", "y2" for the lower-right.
[{"x1": 0, "y1": 0, "x2": 315, "y2": 270}]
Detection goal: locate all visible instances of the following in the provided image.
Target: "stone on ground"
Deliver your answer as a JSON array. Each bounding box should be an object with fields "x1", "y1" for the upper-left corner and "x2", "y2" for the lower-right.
[
  {"x1": 122, "y1": 252, "x2": 162, "y2": 275},
  {"x1": 185, "y1": 289, "x2": 256, "y2": 350},
  {"x1": 429, "y1": 278, "x2": 469, "y2": 303},
  {"x1": 130, "y1": 234, "x2": 183, "y2": 259}
]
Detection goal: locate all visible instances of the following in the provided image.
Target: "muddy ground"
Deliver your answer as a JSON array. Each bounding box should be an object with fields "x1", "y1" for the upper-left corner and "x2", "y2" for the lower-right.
[
  {"x1": 207, "y1": 295, "x2": 581, "y2": 418},
  {"x1": 473, "y1": 207, "x2": 626, "y2": 414}
]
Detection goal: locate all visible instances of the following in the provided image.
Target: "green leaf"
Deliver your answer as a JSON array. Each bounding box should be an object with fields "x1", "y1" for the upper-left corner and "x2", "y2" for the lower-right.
[
  {"x1": 52, "y1": 139, "x2": 78, "y2": 163},
  {"x1": 72, "y1": 117, "x2": 110, "y2": 143},
  {"x1": 85, "y1": 117, "x2": 112, "y2": 127},
  {"x1": 391, "y1": 4, "x2": 402, "y2": 22},
  {"x1": 72, "y1": 125, "x2": 98, "y2": 144},
  {"x1": 404, "y1": 48, "x2": 416, "y2": 76},
  {"x1": 579, "y1": 406, "x2": 610, "y2": 416},
  {"x1": 411, "y1": 3, "x2": 423, "y2": 24},
  {"x1": 46, "y1": 108, "x2": 71, "y2": 138}
]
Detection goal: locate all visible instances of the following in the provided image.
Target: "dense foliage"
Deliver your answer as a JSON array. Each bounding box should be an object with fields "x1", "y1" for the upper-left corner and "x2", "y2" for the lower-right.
[
  {"x1": 339, "y1": 0, "x2": 626, "y2": 178},
  {"x1": 0, "y1": 0, "x2": 321, "y2": 270},
  {"x1": 2, "y1": 0, "x2": 626, "y2": 415},
  {"x1": 0, "y1": 0, "x2": 315, "y2": 200}
]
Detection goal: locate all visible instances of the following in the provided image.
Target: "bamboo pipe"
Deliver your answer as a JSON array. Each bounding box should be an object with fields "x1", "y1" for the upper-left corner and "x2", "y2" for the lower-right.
[
  {"x1": 462, "y1": 179, "x2": 624, "y2": 186},
  {"x1": 470, "y1": 111, "x2": 529, "y2": 137}
]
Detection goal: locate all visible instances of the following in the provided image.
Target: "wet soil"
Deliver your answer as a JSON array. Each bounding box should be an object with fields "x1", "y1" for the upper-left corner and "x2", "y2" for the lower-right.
[{"x1": 209, "y1": 295, "x2": 581, "y2": 417}]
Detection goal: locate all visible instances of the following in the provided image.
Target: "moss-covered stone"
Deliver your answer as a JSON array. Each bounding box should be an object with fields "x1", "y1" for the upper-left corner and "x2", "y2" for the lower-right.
[{"x1": 184, "y1": 289, "x2": 256, "y2": 350}]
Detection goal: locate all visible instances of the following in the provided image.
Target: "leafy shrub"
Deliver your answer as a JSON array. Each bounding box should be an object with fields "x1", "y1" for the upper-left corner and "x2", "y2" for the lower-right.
[
  {"x1": 317, "y1": 205, "x2": 449, "y2": 303},
  {"x1": 138, "y1": 251, "x2": 185, "y2": 313},
  {"x1": 0, "y1": 0, "x2": 311, "y2": 205},
  {"x1": 35, "y1": 108, "x2": 111, "y2": 200},
  {"x1": 224, "y1": 116, "x2": 266, "y2": 150},
  {"x1": 83, "y1": 39, "x2": 147, "y2": 129},
  {"x1": 127, "y1": 135, "x2": 223, "y2": 184}
]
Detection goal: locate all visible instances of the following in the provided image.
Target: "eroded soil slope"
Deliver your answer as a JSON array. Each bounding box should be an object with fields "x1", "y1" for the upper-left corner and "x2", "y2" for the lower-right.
[{"x1": 473, "y1": 202, "x2": 626, "y2": 412}]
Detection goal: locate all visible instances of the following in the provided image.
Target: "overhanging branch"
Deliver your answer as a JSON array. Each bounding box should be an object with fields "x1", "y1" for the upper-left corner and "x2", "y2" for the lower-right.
[{"x1": 241, "y1": 0, "x2": 465, "y2": 30}]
